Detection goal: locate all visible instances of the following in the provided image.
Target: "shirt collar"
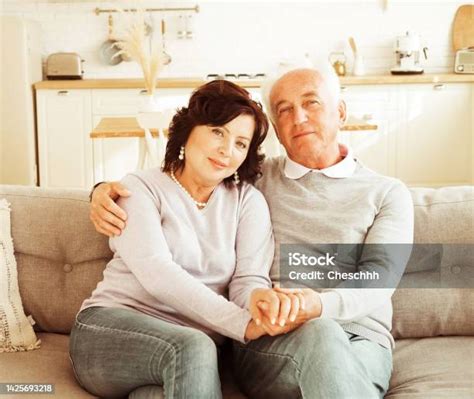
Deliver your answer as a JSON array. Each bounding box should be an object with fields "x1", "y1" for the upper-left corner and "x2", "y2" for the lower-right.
[{"x1": 284, "y1": 144, "x2": 357, "y2": 180}]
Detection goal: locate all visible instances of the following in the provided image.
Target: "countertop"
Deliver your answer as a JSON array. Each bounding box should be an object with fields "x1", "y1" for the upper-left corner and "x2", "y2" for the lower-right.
[
  {"x1": 90, "y1": 117, "x2": 378, "y2": 139},
  {"x1": 34, "y1": 74, "x2": 474, "y2": 90}
]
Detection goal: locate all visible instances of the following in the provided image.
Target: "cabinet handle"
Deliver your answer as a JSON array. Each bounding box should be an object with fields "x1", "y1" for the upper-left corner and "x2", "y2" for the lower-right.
[
  {"x1": 139, "y1": 90, "x2": 148, "y2": 95},
  {"x1": 57, "y1": 90, "x2": 69, "y2": 96},
  {"x1": 341, "y1": 86, "x2": 348, "y2": 92},
  {"x1": 433, "y1": 84, "x2": 445, "y2": 91}
]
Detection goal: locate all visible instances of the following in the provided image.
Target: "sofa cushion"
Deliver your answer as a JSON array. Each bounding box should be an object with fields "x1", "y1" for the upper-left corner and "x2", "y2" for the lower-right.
[
  {"x1": 0, "y1": 332, "x2": 95, "y2": 398},
  {"x1": 391, "y1": 187, "x2": 474, "y2": 338},
  {"x1": 0, "y1": 186, "x2": 111, "y2": 334},
  {"x1": 392, "y1": 288, "x2": 474, "y2": 338},
  {"x1": 410, "y1": 186, "x2": 473, "y2": 244},
  {"x1": 386, "y1": 337, "x2": 474, "y2": 399}
]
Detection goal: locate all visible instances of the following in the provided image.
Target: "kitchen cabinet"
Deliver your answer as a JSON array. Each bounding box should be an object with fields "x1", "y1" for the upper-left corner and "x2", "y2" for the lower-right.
[
  {"x1": 35, "y1": 81, "x2": 473, "y2": 189},
  {"x1": 339, "y1": 83, "x2": 473, "y2": 186},
  {"x1": 340, "y1": 85, "x2": 398, "y2": 176},
  {"x1": 396, "y1": 83, "x2": 473, "y2": 186},
  {"x1": 36, "y1": 89, "x2": 93, "y2": 188}
]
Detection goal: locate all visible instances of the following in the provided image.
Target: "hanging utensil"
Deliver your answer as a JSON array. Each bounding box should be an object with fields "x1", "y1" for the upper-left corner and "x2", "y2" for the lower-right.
[
  {"x1": 161, "y1": 18, "x2": 172, "y2": 65},
  {"x1": 99, "y1": 14, "x2": 123, "y2": 66}
]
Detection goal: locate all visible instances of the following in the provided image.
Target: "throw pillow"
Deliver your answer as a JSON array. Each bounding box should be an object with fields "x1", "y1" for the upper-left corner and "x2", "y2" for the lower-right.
[{"x1": 0, "y1": 199, "x2": 40, "y2": 352}]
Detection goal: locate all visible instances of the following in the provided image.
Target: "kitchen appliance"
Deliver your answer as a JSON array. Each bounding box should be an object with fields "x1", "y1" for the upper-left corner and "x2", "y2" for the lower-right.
[
  {"x1": 0, "y1": 16, "x2": 42, "y2": 185},
  {"x1": 391, "y1": 31, "x2": 428, "y2": 75},
  {"x1": 454, "y1": 48, "x2": 474, "y2": 74},
  {"x1": 46, "y1": 52, "x2": 84, "y2": 80}
]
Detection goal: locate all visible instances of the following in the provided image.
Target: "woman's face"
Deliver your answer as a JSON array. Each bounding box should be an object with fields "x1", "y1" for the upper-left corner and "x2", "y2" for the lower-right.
[{"x1": 183, "y1": 113, "x2": 255, "y2": 186}]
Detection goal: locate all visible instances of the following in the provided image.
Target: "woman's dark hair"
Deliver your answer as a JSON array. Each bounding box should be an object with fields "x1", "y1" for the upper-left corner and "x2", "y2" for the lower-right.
[{"x1": 162, "y1": 79, "x2": 269, "y2": 188}]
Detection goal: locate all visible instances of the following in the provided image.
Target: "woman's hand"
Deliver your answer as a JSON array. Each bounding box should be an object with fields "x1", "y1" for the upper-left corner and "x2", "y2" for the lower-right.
[
  {"x1": 244, "y1": 319, "x2": 266, "y2": 341},
  {"x1": 249, "y1": 288, "x2": 305, "y2": 328}
]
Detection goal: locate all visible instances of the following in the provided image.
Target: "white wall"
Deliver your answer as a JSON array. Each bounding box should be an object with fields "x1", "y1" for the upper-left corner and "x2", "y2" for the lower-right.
[{"x1": 0, "y1": 0, "x2": 467, "y2": 78}]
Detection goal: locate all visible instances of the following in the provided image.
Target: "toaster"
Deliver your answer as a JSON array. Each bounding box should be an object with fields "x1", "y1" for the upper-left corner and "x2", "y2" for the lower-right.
[
  {"x1": 46, "y1": 52, "x2": 84, "y2": 80},
  {"x1": 454, "y1": 48, "x2": 474, "y2": 74}
]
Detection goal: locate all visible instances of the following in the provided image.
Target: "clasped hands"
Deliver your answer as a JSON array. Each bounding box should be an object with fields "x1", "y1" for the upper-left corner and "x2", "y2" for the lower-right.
[{"x1": 245, "y1": 287, "x2": 322, "y2": 340}]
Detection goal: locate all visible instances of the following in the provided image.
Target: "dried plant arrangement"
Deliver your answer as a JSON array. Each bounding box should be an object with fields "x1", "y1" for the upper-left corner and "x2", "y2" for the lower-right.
[{"x1": 113, "y1": 8, "x2": 165, "y2": 95}]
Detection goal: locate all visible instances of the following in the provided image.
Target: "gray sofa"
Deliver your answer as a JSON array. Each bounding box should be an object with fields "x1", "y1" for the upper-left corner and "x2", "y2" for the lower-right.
[{"x1": 0, "y1": 184, "x2": 473, "y2": 398}]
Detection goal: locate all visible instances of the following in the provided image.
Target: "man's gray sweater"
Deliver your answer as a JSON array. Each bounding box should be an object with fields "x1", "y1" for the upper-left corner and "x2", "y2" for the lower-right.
[{"x1": 256, "y1": 156, "x2": 414, "y2": 349}]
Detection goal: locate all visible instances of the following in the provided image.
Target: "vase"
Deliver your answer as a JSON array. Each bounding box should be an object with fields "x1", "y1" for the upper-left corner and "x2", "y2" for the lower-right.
[{"x1": 137, "y1": 94, "x2": 163, "y2": 129}]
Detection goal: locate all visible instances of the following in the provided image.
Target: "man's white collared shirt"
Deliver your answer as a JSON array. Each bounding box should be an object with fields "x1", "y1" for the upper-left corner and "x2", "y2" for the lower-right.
[{"x1": 283, "y1": 144, "x2": 357, "y2": 179}]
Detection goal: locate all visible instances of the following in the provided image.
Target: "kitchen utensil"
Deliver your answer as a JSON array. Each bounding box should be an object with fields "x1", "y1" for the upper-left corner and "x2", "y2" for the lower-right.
[
  {"x1": 46, "y1": 52, "x2": 84, "y2": 80},
  {"x1": 453, "y1": 4, "x2": 474, "y2": 51},
  {"x1": 390, "y1": 31, "x2": 428, "y2": 75},
  {"x1": 99, "y1": 14, "x2": 122, "y2": 66},
  {"x1": 454, "y1": 48, "x2": 474, "y2": 74},
  {"x1": 329, "y1": 52, "x2": 347, "y2": 76},
  {"x1": 161, "y1": 18, "x2": 172, "y2": 65},
  {"x1": 185, "y1": 14, "x2": 193, "y2": 39},
  {"x1": 349, "y1": 37, "x2": 357, "y2": 55}
]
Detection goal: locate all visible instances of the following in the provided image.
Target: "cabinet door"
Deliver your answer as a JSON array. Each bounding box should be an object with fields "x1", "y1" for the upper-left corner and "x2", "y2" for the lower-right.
[
  {"x1": 340, "y1": 85, "x2": 398, "y2": 177},
  {"x1": 397, "y1": 83, "x2": 473, "y2": 186},
  {"x1": 36, "y1": 89, "x2": 93, "y2": 189}
]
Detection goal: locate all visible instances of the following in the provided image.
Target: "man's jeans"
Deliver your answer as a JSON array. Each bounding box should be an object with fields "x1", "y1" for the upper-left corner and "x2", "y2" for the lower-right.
[
  {"x1": 69, "y1": 306, "x2": 221, "y2": 399},
  {"x1": 232, "y1": 318, "x2": 392, "y2": 399}
]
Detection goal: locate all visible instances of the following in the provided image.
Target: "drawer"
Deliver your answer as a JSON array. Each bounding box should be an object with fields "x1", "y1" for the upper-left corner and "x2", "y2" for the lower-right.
[
  {"x1": 91, "y1": 88, "x2": 193, "y2": 115},
  {"x1": 91, "y1": 89, "x2": 147, "y2": 115}
]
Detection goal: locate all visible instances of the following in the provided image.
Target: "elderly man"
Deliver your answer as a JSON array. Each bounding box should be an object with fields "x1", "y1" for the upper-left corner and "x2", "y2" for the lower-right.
[{"x1": 90, "y1": 65, "x2": 413, "y2": 398}]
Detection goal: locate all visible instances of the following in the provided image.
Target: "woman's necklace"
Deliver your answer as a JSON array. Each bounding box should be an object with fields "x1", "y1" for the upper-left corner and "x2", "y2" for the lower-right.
[{"x1": 170, "y1": 170, "x2": 208, "y2": 208}]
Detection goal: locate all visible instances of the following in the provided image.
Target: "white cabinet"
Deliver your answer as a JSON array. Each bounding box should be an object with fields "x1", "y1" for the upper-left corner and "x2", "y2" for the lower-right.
[
  {"x1": 340, "y1": 85, "x2": 398, "y2": 176},
  {"x1": 36, "y1": 89, "x2": 93, "y2": 188},
  {"x1": 35, "y1": 82, "x2": 473, "y2": 189},
  {"x1": 340, "y1": 83, "x2": 473, "y2": 186},
  {"x1": 396, "y1": 83, "x2": 473, "y2": 186}
]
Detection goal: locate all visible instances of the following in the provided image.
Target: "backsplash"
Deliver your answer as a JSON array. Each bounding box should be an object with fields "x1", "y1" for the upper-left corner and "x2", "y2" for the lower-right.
[{"x1": 1, "y1": 0, "x2": 466, "y2": 78}]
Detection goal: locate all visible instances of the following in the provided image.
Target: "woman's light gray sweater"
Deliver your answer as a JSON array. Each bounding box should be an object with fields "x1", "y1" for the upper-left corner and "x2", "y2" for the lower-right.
[
  {"x1": 81, "y1": 168, "x2": 274, "y2": 343},
  {"x1": 256, "y1": 157, "x2": 414, "y2": 349}
]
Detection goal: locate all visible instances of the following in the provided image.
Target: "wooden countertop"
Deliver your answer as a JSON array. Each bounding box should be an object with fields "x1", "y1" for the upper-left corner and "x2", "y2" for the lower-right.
[
  {"x1": 35, "y1": 74, "x2": 474, "y2": 90},
  {"x1": 90, "y1": 117, "x2": 377, "y2": 139}
]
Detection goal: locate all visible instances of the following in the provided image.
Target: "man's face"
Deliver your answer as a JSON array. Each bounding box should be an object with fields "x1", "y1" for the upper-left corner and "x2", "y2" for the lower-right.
[{"x1": 269, "y1": 69, "x2": 346, "y2": 165}]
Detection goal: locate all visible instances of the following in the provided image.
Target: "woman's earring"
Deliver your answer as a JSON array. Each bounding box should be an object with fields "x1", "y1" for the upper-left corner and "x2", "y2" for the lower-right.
[
  {"x1": 234, "y1": 171, "x2": 240, "y2": 185},
  {"x1": 178, "y1": 146, "x2": 185, "y2": 160}
]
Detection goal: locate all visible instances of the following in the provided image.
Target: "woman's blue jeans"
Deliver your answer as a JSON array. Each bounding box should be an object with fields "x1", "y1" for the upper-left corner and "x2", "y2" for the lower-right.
[{"x1": 69, "y1": 306, "x2": 222, "y2": 399}]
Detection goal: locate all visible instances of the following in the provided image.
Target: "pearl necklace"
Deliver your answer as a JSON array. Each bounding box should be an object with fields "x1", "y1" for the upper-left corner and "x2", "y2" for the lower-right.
[{"x1": 170, "y1": 170, "x2": 208, "y2": 208}]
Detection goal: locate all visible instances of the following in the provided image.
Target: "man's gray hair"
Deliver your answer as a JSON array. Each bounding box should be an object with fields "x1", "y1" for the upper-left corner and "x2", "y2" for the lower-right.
[{"x1": 261, "y1": 59, "x2": 342, "y2": 123}]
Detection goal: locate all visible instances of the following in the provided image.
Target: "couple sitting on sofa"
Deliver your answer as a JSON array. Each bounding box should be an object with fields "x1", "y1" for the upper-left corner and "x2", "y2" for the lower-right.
[{"x1": 72, "y1": 64, "x2": 414, "y2": 399}]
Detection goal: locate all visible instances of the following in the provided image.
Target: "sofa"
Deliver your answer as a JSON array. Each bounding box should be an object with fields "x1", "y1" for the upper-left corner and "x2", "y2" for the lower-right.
[{"x1": 0, "y1": 184, "x2": 473, "y2": 399}]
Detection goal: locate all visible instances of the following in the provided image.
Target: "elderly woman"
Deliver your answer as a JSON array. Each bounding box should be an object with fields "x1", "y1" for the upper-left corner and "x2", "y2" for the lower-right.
[{"x1": 69, "y1": 80, "x2": 276, "y2": 399}]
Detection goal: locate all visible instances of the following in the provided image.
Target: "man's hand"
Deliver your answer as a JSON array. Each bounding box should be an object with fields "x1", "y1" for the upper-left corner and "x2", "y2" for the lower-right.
[
  {"x1": 272, "y1": 287, "x2": 322, "y2": 323},
  {"x1": 90, "y1": 182, "x2": 131, "y2": 237},
  {"x1": 249, "y1": 288, "x2": 305, "y2": 328}
]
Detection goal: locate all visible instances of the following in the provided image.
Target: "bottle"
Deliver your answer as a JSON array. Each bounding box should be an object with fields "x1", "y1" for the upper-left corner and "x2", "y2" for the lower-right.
[{"x1": 353, "y1": 54, "x2": 365, "y2": 76}]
